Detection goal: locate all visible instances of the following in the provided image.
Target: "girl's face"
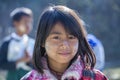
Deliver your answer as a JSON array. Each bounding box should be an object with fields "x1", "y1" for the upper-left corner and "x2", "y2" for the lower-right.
[{"x1": 45, "y1": 22, "x2": 79, "y2": 64}]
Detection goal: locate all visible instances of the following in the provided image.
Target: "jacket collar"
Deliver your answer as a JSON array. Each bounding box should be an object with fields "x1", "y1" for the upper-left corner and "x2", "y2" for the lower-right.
[{"x1": 35, "y1": 56, "x2": 84, "y2": 80}]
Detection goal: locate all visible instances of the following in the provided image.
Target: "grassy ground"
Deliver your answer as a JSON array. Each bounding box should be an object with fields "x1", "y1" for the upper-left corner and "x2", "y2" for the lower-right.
[
  {"x1": 104, "y1": 67, "x2": 120, "y2": 80},
  {"x1": 0, "y1": 70, "x2": 7, "y2": 80}
]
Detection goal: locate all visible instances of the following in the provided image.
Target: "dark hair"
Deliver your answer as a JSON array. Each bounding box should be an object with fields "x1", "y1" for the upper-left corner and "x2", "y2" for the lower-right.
[
  {"x1": 33, "y1": 5, "x2": 96, "y2": 73},
  {"x1": 10, "y1": 7, "x2": 32, "y2": 22}
]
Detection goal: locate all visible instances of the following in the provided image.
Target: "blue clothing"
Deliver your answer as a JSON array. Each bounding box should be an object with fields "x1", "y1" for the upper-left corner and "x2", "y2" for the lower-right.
[{"x1": 87, "y1": 34, "x2": 105, "y2": 71}]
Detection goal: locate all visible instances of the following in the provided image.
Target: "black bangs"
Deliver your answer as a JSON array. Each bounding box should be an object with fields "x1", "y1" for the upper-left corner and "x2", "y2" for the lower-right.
[
  {"x1": 54, "y1": 9, "x2": 81, "y2": 38},
  {"x1": 41, "y1": 7, "x2": 82, "y2": 40}
]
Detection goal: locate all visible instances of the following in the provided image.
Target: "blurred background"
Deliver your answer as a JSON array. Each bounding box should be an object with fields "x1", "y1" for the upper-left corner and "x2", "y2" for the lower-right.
[{"x1": 0, "y1": 0, "x2": 120, "y2": 80}]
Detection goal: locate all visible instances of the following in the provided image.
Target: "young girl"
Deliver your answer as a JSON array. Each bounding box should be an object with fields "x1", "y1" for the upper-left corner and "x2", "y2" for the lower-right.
[{"x1": 21, "y1": 5, "x2": 107, "y2": 80}]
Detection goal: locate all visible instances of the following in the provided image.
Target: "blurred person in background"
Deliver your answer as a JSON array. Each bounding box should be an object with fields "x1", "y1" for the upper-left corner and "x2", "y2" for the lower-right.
[
  {"x1": 87, "y1": 34, "x2": 105, "y2": 71},
  {"x1": 0, "y1": 7, "x2": 35, "y2": 80}
]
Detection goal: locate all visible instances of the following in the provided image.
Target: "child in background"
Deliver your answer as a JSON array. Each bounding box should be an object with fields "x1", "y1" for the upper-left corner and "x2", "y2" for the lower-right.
[
  {"x1": 87, "y1": 34, "x2": 105, "y2": 71},
  {"x1": 0, "y1": 7, "x2": 35, "y2": 80}
]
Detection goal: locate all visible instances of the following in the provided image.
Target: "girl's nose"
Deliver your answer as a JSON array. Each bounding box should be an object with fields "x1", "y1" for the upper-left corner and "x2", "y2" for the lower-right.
[{"x1": 61, "y1": 40, "x2": 70, "y2": 49}]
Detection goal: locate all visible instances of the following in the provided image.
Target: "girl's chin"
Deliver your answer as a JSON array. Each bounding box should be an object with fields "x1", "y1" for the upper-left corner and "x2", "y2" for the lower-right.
[{"x1": 56, "y1": 58, "x2": 71, "y2": 64}]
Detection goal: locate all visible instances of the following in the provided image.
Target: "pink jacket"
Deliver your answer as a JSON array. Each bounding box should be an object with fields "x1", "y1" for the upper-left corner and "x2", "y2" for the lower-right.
[{"x1": 21, "y1": 57, "x2": 108, "y2": 80}]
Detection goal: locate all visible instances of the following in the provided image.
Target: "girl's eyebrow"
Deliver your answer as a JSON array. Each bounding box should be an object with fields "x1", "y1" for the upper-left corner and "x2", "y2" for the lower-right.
[{"x1": 50, "y1": 31, "x2": 62, "y2": 35}]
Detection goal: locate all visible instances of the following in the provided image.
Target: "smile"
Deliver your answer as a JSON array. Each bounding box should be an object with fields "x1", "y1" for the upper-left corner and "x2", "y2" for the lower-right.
[{"x1": 59, "y1": 52, "x2": 70, "y2": 56}]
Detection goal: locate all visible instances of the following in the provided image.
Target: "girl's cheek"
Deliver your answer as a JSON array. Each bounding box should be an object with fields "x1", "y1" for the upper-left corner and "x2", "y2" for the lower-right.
[{"x1": 72, "y1": 42, "x2": 79, "y2": 53}]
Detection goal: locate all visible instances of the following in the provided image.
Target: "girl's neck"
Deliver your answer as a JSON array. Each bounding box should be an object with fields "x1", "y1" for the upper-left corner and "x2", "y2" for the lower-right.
[{"x1": 48, "y1": 58, "x2": 69, "y2": 73}]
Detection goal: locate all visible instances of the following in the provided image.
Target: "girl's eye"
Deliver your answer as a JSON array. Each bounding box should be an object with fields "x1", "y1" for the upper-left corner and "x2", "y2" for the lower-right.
[
  {"x1": 52, "y1": 36, "x2": 60, "y2": 39},
  {"x1": 68, "y1": 35, "x2": 76, "y2": 39}
]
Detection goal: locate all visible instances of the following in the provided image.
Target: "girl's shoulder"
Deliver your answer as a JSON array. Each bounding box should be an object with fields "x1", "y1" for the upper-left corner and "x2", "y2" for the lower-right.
[
  {"x1": 93, "y1": 69, "x2": 108, "y2": 80},
  {"x1": 82, "y1": 69, "x2": 108, "y2": 80},
  {"x1": 20, "y1": 70, "x2": 41, "y2": 80}
]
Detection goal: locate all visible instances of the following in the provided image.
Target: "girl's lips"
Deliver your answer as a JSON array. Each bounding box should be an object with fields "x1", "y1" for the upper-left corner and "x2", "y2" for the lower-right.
[{"x1": 59, "y1": 52, "x2": 70, "y2": 56}]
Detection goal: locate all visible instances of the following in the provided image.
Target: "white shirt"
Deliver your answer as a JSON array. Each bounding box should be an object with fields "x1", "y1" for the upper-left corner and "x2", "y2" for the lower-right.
[{"x1": 7, "y1": 33, "x2": 35, "y2": 61}]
